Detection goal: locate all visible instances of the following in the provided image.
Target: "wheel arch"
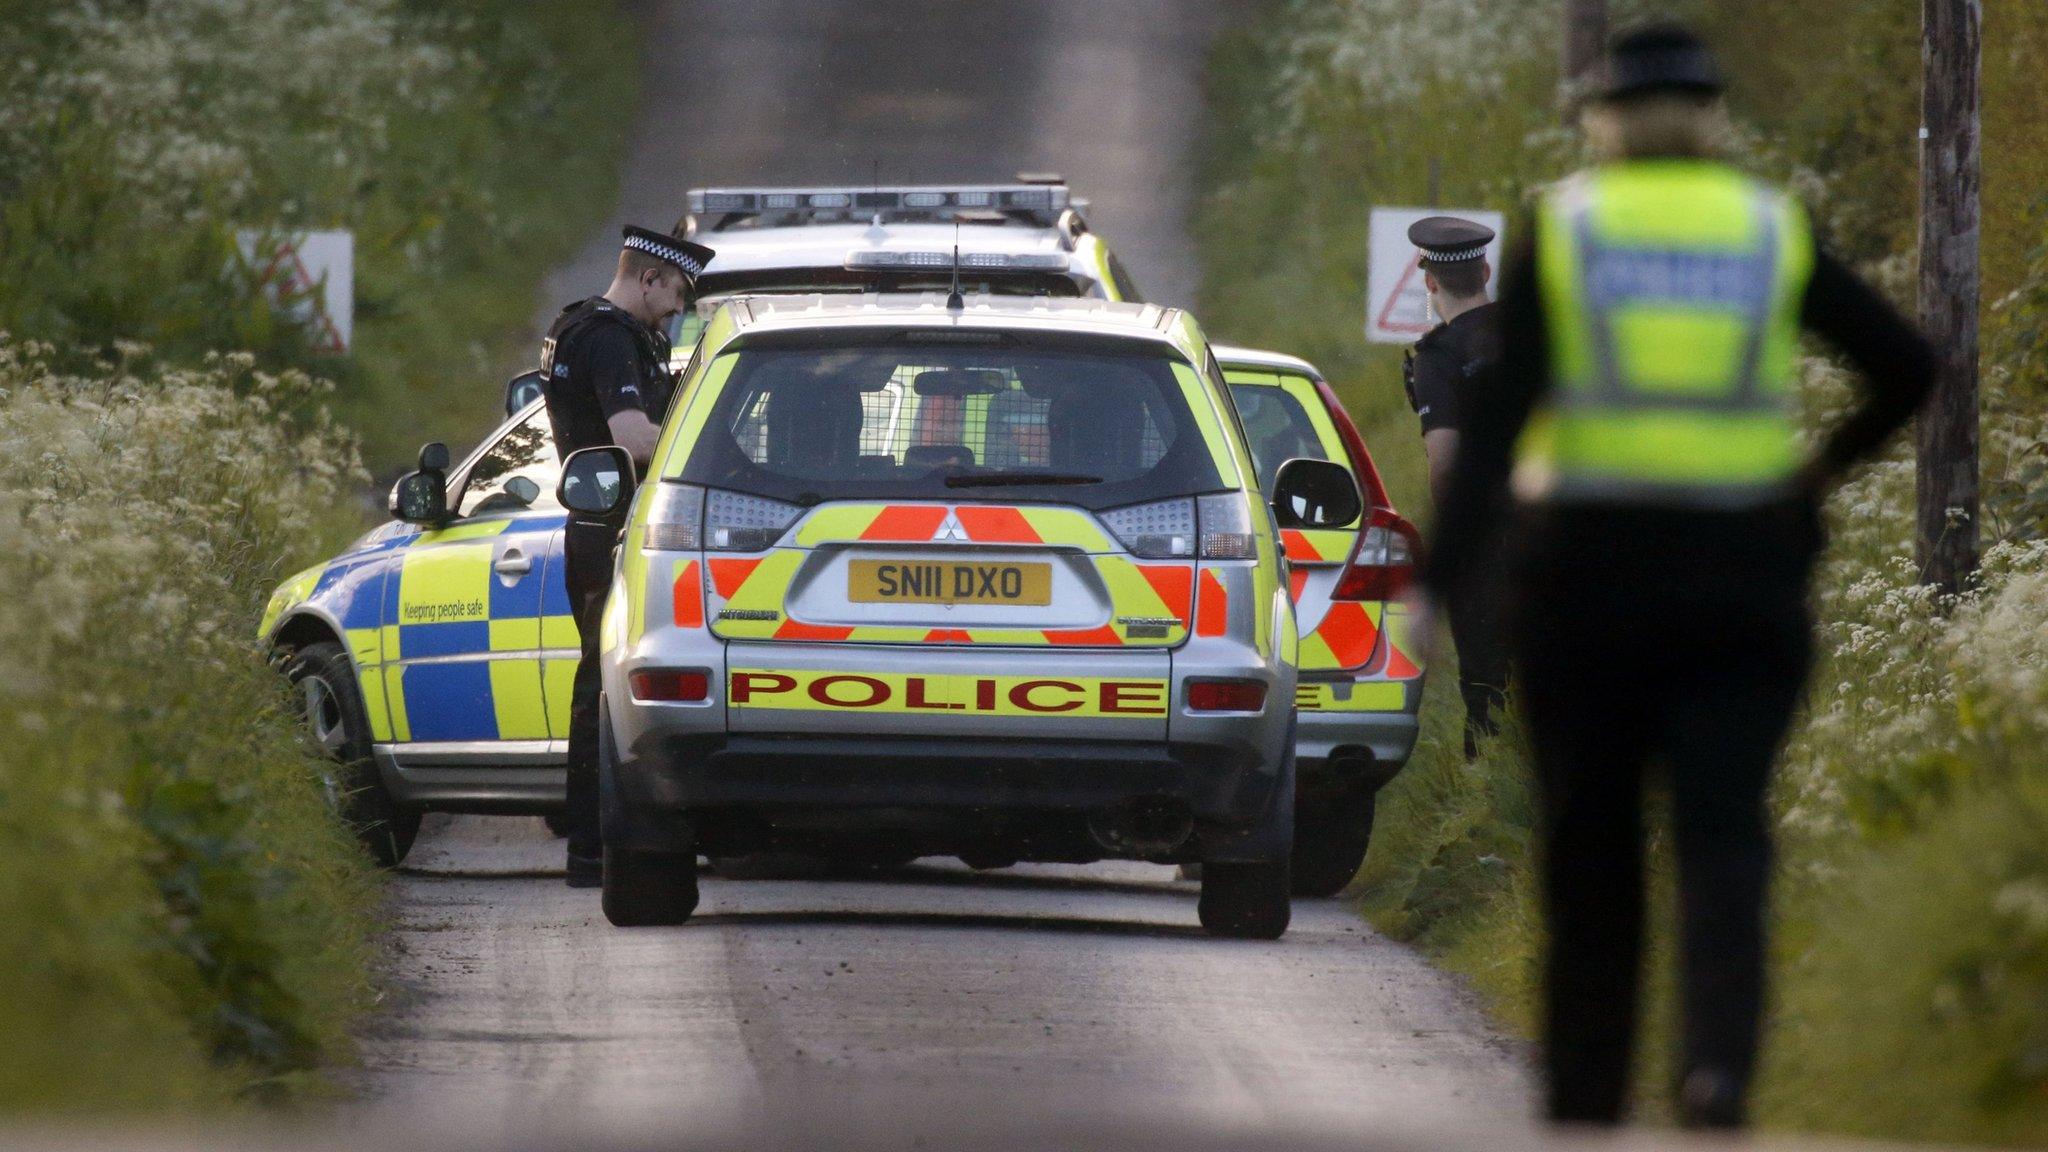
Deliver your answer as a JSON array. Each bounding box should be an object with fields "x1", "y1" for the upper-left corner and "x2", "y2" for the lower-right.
[{"x1": 269, "y1": 609, "x2": 346, "y2": 663}]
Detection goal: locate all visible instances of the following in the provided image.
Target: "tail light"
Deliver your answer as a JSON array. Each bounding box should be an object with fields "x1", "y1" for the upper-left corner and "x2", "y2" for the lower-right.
[
  {"x1": 1100, "y1": 497, "x2": 1195, "y2": 558},
  {"x1": 1186, "y1": 679, "x2": 1268, "y2": 712},
  {"x1": 644, "y1": 484, "x2": 804, "y2": 553},
  {"x1": 629, "y1": 668, "x2": 710, "y2": 702},
  {"x1": 1195, "y1": 493, "x2": 1258, "y2": 559},
  {"x1": 703, "y1": 488, "x2": 804, "y2": 551},
  {"x1": 643, "y1": 483, "x2": 705, "y2": 551},
  {"x1": 1332, "y1": 507, "x2": 1420, "y2": 601}
]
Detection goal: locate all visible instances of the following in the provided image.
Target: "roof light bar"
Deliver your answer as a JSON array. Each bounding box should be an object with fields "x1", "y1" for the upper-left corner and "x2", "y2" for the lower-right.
[
  {"x1": 845, "y1": 251, "x2": 1068, "y2": 272},
  {"x1": 688, "y1": 185, "x2": 1070, "y2": 215}
]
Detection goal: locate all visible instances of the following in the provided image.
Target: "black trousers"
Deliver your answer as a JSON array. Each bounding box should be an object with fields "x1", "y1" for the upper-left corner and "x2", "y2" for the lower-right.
[
  {"x1": 562, "y1": 517, "x2": 617, "y2": 862},
  {"x1": 1510, "y1": 502, "x2": 1818, "y2": 1124},
  {"x1": 1447, "y1": 574, "x2": 1511, "y2": 757}
]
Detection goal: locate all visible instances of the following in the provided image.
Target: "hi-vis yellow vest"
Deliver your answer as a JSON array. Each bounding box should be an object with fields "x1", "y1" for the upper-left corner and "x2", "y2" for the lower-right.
[{"x1": 1514, "y1": 161, "x2": 1814, "y2": 506}]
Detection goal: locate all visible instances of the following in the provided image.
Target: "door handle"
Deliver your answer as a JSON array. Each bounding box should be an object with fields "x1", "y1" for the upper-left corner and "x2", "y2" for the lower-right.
[{"x1": 494, "y1": 548, "x2": 533, "y2": 577}]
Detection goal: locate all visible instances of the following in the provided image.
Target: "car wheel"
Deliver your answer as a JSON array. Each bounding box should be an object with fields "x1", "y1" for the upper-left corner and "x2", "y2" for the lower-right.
[
  {"x1": 542, "y1": 810, "x2": 573, "y2": 839},
  {"x1": 1289, "y1": 795, "x2": 1376, "y2": 898},
  {"x1": 285, "y1": 641, "x2": 420, "y2": 867},
  {"x1": 958, "y1": 853, "x2": 1017, "y2": 871},
  {"x1": 1197, "y1": 861, "x2": 1291, "y2": 939},
  {"x1": 602, "y1": 847, "x2": 700, "y2": 926}
]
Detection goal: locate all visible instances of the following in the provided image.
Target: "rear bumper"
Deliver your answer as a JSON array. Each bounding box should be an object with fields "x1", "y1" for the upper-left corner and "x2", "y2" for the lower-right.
[
  {"x1": 1296, "y1": 707, "x2": 1419, "y2": 787},
  {"x1": 1290, "y1": 675, "x2": 1423, "y2": 815},
  {"x1": 605, "y1": 730, "x2": 1286, "y2": 863},
  {"x1": 617, "y1": 732, "x2": 1265, "y2": 813}
]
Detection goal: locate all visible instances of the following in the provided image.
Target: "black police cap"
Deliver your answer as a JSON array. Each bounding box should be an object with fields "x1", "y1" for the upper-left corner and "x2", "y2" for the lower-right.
[
  {"x1": 1594, "y1": 21, "x2": 1724, "y2": 102},
  {"x1": 1408, "y1": 216, "x2": 1495, "y2": 264},
  {"x1": 622, "y1": 225, "x2": 715, "y2": 278}
]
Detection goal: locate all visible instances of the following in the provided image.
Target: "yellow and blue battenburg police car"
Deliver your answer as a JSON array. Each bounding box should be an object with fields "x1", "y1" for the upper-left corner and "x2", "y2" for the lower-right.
[
  {"x1": 566, "y1": 290, "x2": 1384, "y2": 937},
  {"x1": 260, "y1": 414, "x2": 584, "y2": 866}
]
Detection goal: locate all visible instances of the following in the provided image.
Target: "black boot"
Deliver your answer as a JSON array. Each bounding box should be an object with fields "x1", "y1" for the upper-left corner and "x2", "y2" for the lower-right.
[
  {"x1": 1678, "y1": 1068, "x2": 1748, "y2": 1130},
  {"x1": 565, "y1": 850, "x2": 603, "y2": 888}
]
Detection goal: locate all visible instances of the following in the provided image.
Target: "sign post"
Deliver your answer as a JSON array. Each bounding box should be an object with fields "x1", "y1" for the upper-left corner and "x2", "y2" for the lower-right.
[
  {"x1": 237, "y1": 229, "x2": 354, "y2": 354},
  {"x1": 1365, "y1": 208, "x2": 1504, "y2": 345}
]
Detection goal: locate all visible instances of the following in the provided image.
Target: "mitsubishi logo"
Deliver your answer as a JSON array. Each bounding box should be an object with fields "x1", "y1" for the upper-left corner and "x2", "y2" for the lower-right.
[{"x1": 933, "y1": 511, "x2": 968, "y2": 543}]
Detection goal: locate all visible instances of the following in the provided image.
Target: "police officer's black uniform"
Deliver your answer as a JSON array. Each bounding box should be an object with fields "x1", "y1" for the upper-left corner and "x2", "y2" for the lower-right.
[
  {"x1": 540, "y1": 226, "x2": 711, "y2": 885},
  {"x1": 1403, "y1": 217, "x2": 1509, "y2": 757},
  {"x1": 1423, "y1": 26, "x2": 1937, "y2": 1128}
]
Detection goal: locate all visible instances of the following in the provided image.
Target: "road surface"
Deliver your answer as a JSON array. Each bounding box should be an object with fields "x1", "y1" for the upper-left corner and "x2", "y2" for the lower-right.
[
  {"x1": 538, "y1": 0, "x2": 1232, "y2": 322},
  {"x1": 350, "y1": 816, "x2": 1527, "y2": 1138},
  {"x1": 399, "y1": 0, "x2": 1535, "y2": 1142}
]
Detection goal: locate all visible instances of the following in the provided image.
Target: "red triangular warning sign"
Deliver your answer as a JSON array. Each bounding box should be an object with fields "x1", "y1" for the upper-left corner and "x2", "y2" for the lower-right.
[{"x1": 1374, "y1": 254, "x2": 1433, "y2": 337}]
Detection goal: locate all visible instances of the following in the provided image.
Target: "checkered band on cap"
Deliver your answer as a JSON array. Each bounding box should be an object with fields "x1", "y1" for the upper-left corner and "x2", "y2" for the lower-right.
[
  {"x1": 1419, "y1": 244, "x2": 1487, "y2": 263},
  {"x1": 624, "y1": 232, "x2": 705, "y2": 276}
]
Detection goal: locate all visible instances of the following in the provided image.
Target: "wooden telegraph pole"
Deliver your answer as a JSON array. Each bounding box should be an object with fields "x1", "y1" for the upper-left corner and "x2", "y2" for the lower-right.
[
  {"x1": 1561, "y1": 0, "x2": 1608, "y2": 121},
  {"x1": 1917, "y1": 0, "x2": 1982, "y2": 594}
]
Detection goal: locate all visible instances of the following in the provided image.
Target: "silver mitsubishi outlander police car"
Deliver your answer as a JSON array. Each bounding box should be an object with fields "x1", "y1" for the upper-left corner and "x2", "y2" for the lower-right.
[{"x1": 559, "y1": 293, "x2": 1367, "y2": 938}]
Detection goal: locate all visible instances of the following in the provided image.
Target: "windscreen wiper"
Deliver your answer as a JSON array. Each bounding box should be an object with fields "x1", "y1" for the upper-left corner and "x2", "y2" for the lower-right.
[{"x1": 944, "y1": 471, "x2": 1103, "y2": 488}]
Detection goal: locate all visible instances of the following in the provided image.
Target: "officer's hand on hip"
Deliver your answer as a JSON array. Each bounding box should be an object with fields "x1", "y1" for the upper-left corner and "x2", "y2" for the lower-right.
[{"x1": 1399, "y1": 589, "x2": 1441, "y2": 667}]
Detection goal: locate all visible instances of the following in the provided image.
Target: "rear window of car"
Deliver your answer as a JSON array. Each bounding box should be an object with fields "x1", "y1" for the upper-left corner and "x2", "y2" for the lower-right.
[
  {"x1": 670, "y1": 338, "x2": 1227, "y2": 510},
  {"x1": 1228, "y1": 382, "x2": 1331, "y2": 497}
]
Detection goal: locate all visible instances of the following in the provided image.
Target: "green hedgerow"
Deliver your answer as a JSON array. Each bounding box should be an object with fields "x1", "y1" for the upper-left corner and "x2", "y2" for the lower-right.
[{"x1": 0, "y1": 340, "x2": 380, "y2": 1112}]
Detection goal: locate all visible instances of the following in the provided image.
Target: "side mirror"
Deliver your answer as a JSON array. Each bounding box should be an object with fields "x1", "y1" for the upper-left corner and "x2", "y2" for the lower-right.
[
  {"x1": 557, "y1": 446, "x2": 636, "y2": 518},
  {"x1": 1270, "y1": 458, "x2": 1362, "y2": 529},
  {"x1": 389, "y1": 470, "x2": 449, "y2": 525},
  {"x1": 505, "y1": 370, "x2": 545, "y2": 418}
]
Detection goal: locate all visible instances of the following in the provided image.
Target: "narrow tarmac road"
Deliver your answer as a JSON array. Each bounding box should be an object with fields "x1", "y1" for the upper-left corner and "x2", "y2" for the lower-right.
[
  {"x1": 353, "y1": 817, "x2": 1527, "y2": 1138},
  {"x1": 538, "y1": 0, "x2": 1231, "y2": 321}
]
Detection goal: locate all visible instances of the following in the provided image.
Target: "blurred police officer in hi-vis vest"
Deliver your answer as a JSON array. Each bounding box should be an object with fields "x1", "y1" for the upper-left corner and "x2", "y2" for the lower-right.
[
  {"x1": 1418, "y1": 23, "x2": 1935, "y2": 1128},
  {"x1": 1402, "y1": 216, "x2": 1508, "y2": 758},
  {"x1": 540, "y1": 226, "x2": 713, "y2": 889}
]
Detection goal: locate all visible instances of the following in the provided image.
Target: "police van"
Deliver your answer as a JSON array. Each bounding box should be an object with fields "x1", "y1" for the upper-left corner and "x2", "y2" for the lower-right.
[
  {"x1": 504, "y1": 181, "x2": 1139, "y2": 417},
  {"x1": 552, "y1": 292, "x2": 1371, "y2": 937},
  {"x1": 1214, "y1": 345, "x2": 1425, "y2": 896}
]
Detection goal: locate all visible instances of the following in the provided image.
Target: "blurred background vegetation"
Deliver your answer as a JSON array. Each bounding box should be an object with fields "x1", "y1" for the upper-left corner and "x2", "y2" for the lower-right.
[
  {"x1": 1194, "y1": 0, "x2": 2048, "y2": 1143},
  {"x1": 0, "y1": 0, "x2": 633, "y2": 473},
  {"x1": 0, "y1": 0, "x2": 628, "y2": 1112}
]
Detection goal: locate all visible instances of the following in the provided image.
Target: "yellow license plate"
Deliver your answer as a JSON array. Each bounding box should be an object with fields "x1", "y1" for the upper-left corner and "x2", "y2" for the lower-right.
[{"x1": 848, "y1": 560, "x2": 1052, "y2": 606}]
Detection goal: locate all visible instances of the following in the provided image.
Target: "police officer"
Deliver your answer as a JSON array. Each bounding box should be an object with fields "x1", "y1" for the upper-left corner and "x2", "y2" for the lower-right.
[
  {"x1": 1402, "y1": 216, "x2": 1509, "y2": 758},
  {"x1": 1419, "y1": 23, "x2": 1935, "y2": 1128},
  {"x1": 542, "y1": 225, "x2": 713, "y2": 888}
]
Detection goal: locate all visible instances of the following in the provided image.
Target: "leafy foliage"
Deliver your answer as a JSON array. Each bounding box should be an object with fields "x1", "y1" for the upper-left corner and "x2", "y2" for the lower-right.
[
  {"x1": 0, "y1": 341, "x2": 378, "y2": 1110},
  {"x1": 0, "y1": 0, "x2": 634, "y2": 469}
]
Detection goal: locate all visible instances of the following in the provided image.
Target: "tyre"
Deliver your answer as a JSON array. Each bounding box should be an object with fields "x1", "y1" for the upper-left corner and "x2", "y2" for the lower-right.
[
  {"x1": 958, "y1": 853, "x2": 1017, "y2": 872},
  {"x1": 285, "y1": 641, "x2": 420, "y2": 867},
  {"x1": 542, "y1": 810, "x2": 573, "y2": 839},
  {"x1": 1290, "y1": 794, "x2": 1376, "y2": 898},
  {"x1": 602, "y1": 848, "x2": 700, "y2": 926},
  {"x1": 1198, "y1": 861, "x2": 1292, "y2": 939}
]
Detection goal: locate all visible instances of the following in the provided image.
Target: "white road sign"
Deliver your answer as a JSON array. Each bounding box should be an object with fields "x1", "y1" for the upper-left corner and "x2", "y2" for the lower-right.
[
  {"x1": 1365, "y1": 207, "x2": 1504, "y2": 345},
  {"x1": 238, "y1": 229, "x2": 354, "y2": 354}
]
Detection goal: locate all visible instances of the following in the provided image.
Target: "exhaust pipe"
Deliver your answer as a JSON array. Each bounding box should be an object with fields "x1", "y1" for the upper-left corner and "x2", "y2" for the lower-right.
[{"x1": 1087, "y1": 797, "x2": 1195, "y2": 857}]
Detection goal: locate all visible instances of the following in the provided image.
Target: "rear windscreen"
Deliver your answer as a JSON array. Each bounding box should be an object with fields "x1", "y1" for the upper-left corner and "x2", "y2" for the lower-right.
[
  {"x1": 1228, "y1": 383, "x2": 1331, "y2": 497},
  {"x1": 673, "y1": 341, "x2": 1225, "y2": 510}
]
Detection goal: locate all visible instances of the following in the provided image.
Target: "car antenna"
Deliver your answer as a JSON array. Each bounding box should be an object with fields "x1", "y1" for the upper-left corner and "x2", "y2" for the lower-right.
[{"x1": 946, "y1": 219, "x2": 965, "y2": 312}]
